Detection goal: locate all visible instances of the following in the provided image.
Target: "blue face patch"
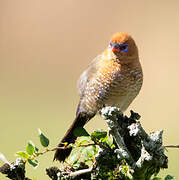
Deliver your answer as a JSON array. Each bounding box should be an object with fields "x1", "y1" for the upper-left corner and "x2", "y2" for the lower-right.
[
  {"x1": 113, "y1": 43, "x2": 120, "y2": 49},
  {"x1": 119, "y1": 43, "x2": 129, "y2": 53},
  {"x1": 109, "y1": 42, "x2": 129, "y2": 53}
]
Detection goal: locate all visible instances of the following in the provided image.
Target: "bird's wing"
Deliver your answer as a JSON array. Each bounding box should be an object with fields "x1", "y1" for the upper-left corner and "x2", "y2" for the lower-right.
[{"x1": 77, "y1": 55, "x2": 102, "y2": 97}]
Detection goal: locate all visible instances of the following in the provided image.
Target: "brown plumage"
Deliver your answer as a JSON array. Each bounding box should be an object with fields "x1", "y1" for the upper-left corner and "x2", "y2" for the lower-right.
[{"x1": 54, "y1": 32, "x2": 143, "y2": 162}]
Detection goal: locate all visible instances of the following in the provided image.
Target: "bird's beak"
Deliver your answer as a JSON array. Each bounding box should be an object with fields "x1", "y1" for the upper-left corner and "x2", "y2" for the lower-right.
[{"x1": 112, "y1": 46, "x2": 120, "y2": 53}]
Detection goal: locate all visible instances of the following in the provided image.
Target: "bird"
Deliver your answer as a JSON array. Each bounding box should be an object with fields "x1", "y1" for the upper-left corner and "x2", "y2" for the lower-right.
[{"x1": 54, "y1": 32, "x2": 143, "y2": 162}]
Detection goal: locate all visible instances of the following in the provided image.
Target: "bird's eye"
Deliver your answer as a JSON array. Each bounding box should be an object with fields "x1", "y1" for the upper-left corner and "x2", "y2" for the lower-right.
[
  {"x1": 119, "y1": 43, "x2": 129, "y2": 53},
  {"x1": 114, "y1": 44, "x2": 120, "y2": 49}
]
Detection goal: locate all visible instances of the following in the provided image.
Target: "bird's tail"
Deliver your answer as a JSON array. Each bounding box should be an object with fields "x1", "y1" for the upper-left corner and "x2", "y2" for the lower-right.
[{"x1": 54, "y1": 112, "x2": 93, "y2": 162}]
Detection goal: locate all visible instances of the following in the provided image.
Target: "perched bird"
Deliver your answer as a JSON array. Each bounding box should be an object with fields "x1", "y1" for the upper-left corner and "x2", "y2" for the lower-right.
[{"x1": 54, "y1": 32, "x2": 143, "y2": 162}]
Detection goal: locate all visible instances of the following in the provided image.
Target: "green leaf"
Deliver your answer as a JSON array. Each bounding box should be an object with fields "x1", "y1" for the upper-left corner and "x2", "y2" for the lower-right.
[
  {"x1": 76, "y1": 136, "x2": 91, "y2": 147},
  {"x1": 38, "y1": 129, "x2": 49, "y2": 147},
  {"x1": 16, "y1": 151, "x2": 30, "y2": 159},
  {"x1": 78, "y1": 136, "x2": 91, "y2": 143},
  {"x1": 62, "y1": 142, "x2": 68, "y2": 146},
  {"x1": 68, "y1": 143, "x2": 76, "y2": 148},
  {"x1": 73, "y1": 162, "x2": 81, "y2": 170},
  {"x1": 69, "y1": 151, "x2": 79, "y2": 164},
  {"x1": 106, "y1": 136, "x2": 114, "y2": 147},
  {"x1": 91, "y1": 129, "x2": 107, "y2": 140},
  {"x1": 79, "y1": 146, "x2": 86, "y2": 153},
  {"x1": 35, "y1": 146, "x2": 39, "y2": 152},
  {"x1": 28, "y1": 159, "x2": 39, "y2": 168},
  {"x1": 85, "y1": 146, "x2": 95, "y2": 156},
  {"x1": 152, "y1": 177, "x2": 162, "y2": 180},
  {"x1": 165, "y1": 175, "x2": 176, "y2": 180},
  {"x1": 26, "y1": 141, "x2": 35, "y2": 155},
  {"x1": 83, "y1": 145, "x2": 98, "y2": 159},
  {"x1": 76, "y1": 140, "x2": 87, "y2": 147},
  {"x1": 73, "y1": 127, "x2": 90, "y2": 137}
]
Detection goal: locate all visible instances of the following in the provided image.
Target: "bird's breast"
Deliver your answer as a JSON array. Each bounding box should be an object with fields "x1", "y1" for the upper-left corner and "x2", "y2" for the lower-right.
[
  {"x1": 95, "y1": 59, "x2": 143, "y2": 111},
  {"x1": 80, "y1": 56, "x2": 143, "y2": 114}
]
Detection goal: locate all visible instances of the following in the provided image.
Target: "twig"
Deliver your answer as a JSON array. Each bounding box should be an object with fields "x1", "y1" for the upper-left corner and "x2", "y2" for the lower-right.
[
  {"x1": 80, "y1": 143, "x2": 96, "y2": 147},
  {"x1": 164, "y1": 145, "x2": 179, "y2": 148},
  {"x1": 70, "y1": 167, "x2": 93, "y2": 178}
]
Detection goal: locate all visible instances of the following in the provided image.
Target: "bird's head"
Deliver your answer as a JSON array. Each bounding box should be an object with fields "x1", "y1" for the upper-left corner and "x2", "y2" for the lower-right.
[{"x1": 109, "y1": 32, "x2": 138, "y2": 60}]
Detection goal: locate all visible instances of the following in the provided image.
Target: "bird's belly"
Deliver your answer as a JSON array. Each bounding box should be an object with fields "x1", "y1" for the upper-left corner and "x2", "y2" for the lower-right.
[{"x1": 104, "y1": 76, "x2": 142, "y2": 112}]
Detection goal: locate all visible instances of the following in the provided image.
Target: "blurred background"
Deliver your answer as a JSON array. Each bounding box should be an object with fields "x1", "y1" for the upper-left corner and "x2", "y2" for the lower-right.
[{"x1": 0, "y1": 0, "x2": 179, "y2": 179}]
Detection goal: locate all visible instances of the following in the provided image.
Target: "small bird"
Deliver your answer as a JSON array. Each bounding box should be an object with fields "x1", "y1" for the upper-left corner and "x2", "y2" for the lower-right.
[{"x1": 54, "y1": 32, "x2": 143, "y2": 162}]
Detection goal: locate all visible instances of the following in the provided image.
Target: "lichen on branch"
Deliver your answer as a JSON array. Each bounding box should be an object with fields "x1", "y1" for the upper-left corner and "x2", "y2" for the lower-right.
[
  {"x1": 0, "y1": 107, "x2": 171, "y2": 180},
  {"x1": 47, "y1": 107, "x2": 168, "y2": 180}
]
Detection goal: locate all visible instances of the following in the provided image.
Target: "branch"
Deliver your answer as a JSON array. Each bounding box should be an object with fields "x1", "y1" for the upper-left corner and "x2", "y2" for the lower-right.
[
  {"x1": 164, "y1": 144, "x2": 179, "y2": 148},
  {"x1": 69, "y1": 167, "x2": 93, "y2": 178},
  {"x1": 1, "y1": 107, "x2": 173, "y2": 180},
  {"x1": 97, "y1": 107, "x2": 168, "y2": 180},
  {"x1": 46, "y1": 108, "x2": 169, "y2": 179},
  {"x1": 0, "y1": 158, "x2": 31, "y2": 180}
]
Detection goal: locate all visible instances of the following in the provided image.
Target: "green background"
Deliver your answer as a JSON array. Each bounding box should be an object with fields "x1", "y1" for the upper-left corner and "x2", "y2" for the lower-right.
[{"x1": 0, "y1": 0, "x2": 179, "y2": 179}]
